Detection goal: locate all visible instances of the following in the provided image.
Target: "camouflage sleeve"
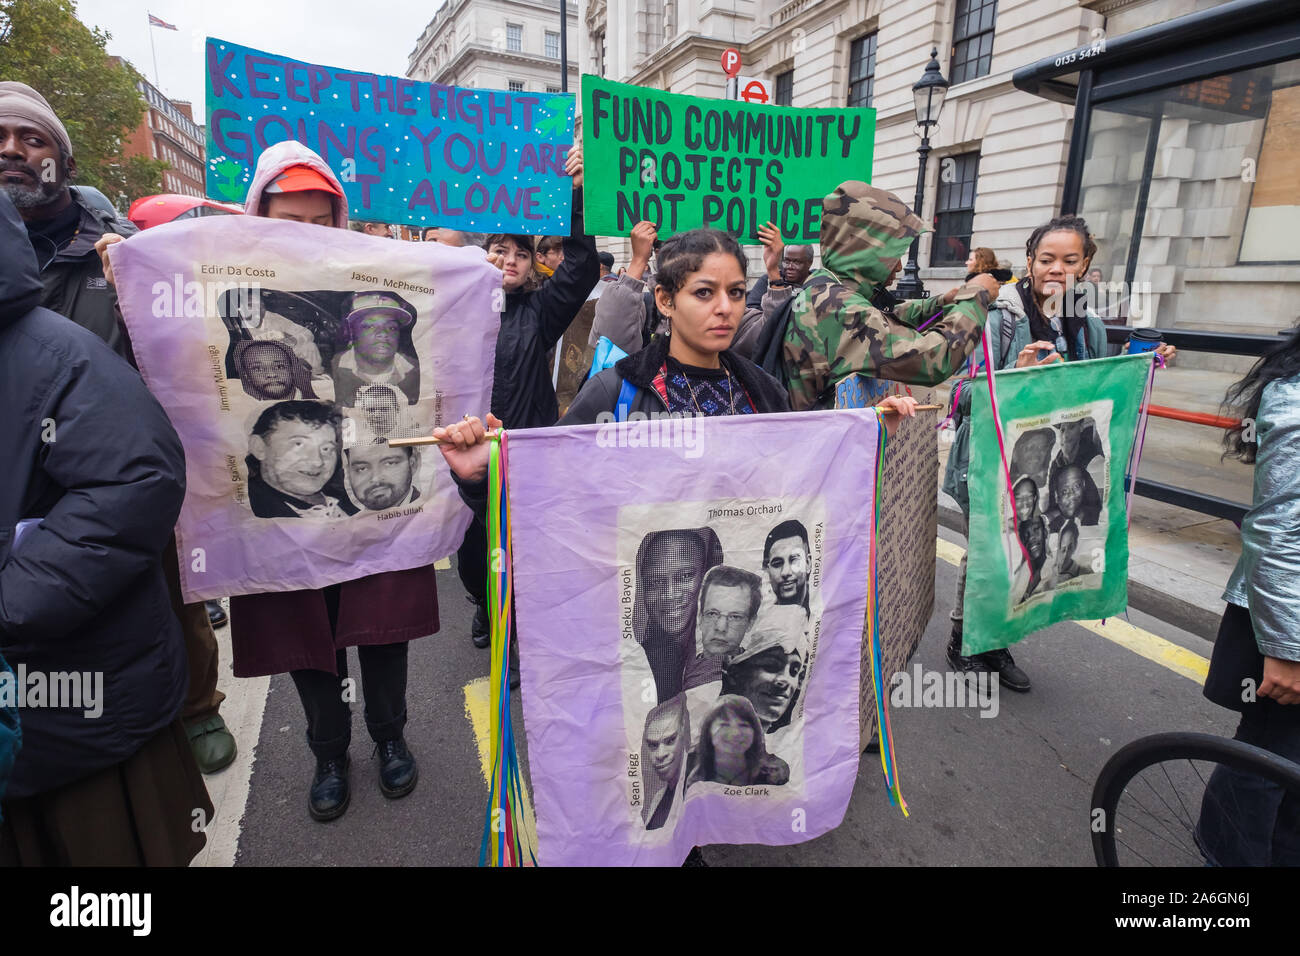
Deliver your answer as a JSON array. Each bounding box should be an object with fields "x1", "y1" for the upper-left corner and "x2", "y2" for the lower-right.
[
  {"x1": 784, "y1": 282, "x2": 991, "y2": 411},
  {"x1": 893, "y1": 295, "x2": 946, "y2": 327}
]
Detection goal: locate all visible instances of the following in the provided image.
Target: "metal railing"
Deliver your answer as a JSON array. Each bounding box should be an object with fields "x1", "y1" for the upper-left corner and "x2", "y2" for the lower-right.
[{"x1": 1106, "y1": 325, "x2": 1286, "y2": 524}]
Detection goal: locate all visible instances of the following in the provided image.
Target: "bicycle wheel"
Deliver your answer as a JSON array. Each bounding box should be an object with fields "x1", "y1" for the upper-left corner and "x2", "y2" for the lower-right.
[{"x1": 1091, "y1": 731, "x2": 1300, "y2": 867}]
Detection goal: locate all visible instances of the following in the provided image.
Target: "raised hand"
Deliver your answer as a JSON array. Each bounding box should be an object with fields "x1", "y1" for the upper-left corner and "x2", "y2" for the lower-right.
[{"x1": 757, "y1": 221, "x2": 784, "y2": 280}]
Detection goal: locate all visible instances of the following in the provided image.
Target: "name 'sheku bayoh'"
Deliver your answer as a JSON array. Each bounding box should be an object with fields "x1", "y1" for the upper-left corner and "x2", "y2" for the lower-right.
[{"x1": 585, "y1": 78, "x2": 875, "y2": 242}]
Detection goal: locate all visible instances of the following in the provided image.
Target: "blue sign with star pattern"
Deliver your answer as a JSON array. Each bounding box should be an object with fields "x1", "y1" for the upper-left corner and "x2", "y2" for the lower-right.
[{"x1": 205, "y1": 37, "x2": 575, "y2": 233}]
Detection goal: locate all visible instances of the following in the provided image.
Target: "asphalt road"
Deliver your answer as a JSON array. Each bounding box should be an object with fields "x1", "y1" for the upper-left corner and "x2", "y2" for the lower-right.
[{"x1": 232, "y1": 528, "x2": 1236, "y2": 866}]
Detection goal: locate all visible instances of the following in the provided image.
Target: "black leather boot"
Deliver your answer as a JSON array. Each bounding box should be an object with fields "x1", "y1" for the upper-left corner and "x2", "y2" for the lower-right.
[
  {"x1": 205, "y1": 599, "x2": 228, "y2": 629},
  {"x1": 377, "y1": 738, "x2": 418, "y2": 798},
  {"x1": 309, "y1": 754, "x2": 350, "y2": 822},
  {"x1": 946, "y1": 622, "x2": 992, "y2": 673},
  {"x1": 979, "y1": 647, "x2": 1032, "y2": 692},
  {"x1": 471, "y1": 601, "x2": 490, "y2": 649}
]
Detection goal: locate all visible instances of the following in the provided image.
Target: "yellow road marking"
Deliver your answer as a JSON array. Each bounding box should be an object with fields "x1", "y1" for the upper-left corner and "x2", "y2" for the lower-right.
[
  {"x1": 935, "y1": 537, "x2": 966, "y2": 567},
  {"x1": 462, "y1": 676, "x2": 538, "y2": 838},
  {"x1": 462, "y1": 677, "x2": 493, "y2": 782},
  {"x1": 935, "y1": 539, "x2": 1209, "y2": 683}
]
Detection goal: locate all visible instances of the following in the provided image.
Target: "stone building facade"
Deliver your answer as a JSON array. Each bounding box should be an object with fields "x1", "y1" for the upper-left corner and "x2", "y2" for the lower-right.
[
  {"x1": 407, "y1": 0, "x2": 579, "y2": 95},
  {"x1": 402, "y1": 0, "x2": 1297, "y2": 336}
]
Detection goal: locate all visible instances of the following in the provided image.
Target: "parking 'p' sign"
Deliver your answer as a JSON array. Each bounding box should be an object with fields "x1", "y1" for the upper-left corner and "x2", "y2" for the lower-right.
[{"x1": 721, "y1": 47, "x2": 742, "y2": 77}]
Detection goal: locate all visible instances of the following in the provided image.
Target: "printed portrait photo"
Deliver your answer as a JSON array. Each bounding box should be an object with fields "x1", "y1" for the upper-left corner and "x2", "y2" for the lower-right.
[
  {"x1": 331, "y1": 291, "x2": 422, "y2": 407},
  {"x1": 341, "y1": 385, "x2": 430, "y2": 443},
  {"x1": 681, "y1": 565, "x2": 764, "y2": 693},
  {"x1": 1003, "y1": 403, "x2": 1112, "y2": 609},
  {"x1": 341, "y1": 440, "x2": 424, "y2": 513},
  {"x1": 219, "y1": 286, "x2": 344, "y2": 402},
  {"x1": 631, "y1": 527, "x2": 724, "y2": 704},
  {"x1": 244, "y1": 400, "x2": 355, "y2": 520},
  {"x1": 762, "y1": 519, "x2": 813, "y2": 612},
  {"x1": 221, "y1": 281, "x2": 439, "y2": 521},
  {"x1": 640, "y1": 697, "x2": 690, "y2": 831},
  {"x1": 616, "y1": 496, "x2": 826, "y2": 823},
  {"x1": 719, "y1": 604, "x2": 810, "y2": 735},
  {"x1": 684, "y1": 695, "x2": 790, "y2": 791},
  {"x1": 231, "y1": 339, "x2": 320, "y2": 401}
]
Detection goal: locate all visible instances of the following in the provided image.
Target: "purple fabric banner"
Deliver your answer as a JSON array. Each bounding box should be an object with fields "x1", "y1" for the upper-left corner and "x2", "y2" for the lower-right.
[
  {"x1": 110, "y1": 215, "x2": 499, "y2": 602},
  {"x1": 505, "y1": 409, "x2": 879, "y2": 865}
]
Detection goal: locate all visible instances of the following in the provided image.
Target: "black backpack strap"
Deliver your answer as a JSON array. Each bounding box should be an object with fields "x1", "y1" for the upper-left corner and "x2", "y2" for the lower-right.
[
  {"x1": 755, "y1": 297, "x2": 794, "y2": 380},
  {"x1": 642, "y1": 290, "x2": 657, "y2": 348},
  {"x1": 998, "y1": 308, "x2": 1016, "y2": 368}
]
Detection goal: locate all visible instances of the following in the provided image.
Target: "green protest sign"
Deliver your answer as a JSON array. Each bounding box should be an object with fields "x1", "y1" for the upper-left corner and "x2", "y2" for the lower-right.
[
  {"x1": 582, "y1": 75, "x2": 875, "y2": 242},
  {"x1": 962, "y1": 354, "x2": 1154, "y2": 654}
]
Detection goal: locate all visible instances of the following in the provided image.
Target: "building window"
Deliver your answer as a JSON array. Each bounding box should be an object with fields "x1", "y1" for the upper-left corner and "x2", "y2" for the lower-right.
[
  {"x1": 932, "y1": 152, "x2": 980, "y2": 266},
  {"x1": 545, "y1": 31, "x2": 560, "y2": 59},
  {"x1": 506, "y1": 23, "x2": 522, "y2": 53},
  {"x1": 594, "y1": 30, "x2": 606, "y2": 77},
  {"x1": 951, "y1": 0, "x2": 997, "y2": 84},
  {"x1": 546, "y1": 85, "x2": 561, "y2": 94},
  {"x1": 775, "y1": 70, "x2": 793, "y2": 106},
  {"x1": 641, "y1": 0, "x2": 664, "y2": 56},
  {"x1": 848, "y1": 33, "x2": 877, "y2": 108},
  {"x1": 508, "y1": 80, "x2": 524, "y2": 92}
]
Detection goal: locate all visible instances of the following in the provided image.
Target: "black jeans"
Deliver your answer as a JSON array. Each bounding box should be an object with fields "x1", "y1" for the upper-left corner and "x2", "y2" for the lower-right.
[
  {"x1": 1196, "y1": 603, "x2": 1300, "y2": 865},
  {"x1": 289, "y1": 585, "x2": 409, "y2": 761},
  {"x1": 457, "y1": 513, "x2": 488, "y2": 607}
]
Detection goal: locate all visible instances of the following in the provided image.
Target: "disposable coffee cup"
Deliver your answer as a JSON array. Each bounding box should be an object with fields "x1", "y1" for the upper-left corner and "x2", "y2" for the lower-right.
[{"x1": 1127, "y1": 328, "x2": 1163, "y2": 354}]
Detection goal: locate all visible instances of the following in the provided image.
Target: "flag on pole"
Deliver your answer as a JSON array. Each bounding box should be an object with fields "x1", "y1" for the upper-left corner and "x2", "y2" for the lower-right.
[
  {"x1": 961, "y1": 353, "x2": 1154, "y2": 654},
  {"x1": 498, "y1": 408, "x2": 894, "y2": 865},
  {"x1": 148, "y1": 13, "x2": 178, "y2": 30}
]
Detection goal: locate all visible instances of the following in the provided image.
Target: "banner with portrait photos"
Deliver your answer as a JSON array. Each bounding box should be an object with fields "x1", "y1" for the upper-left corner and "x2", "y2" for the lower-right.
[
  {"x1": 110, "y1": 215, "x2": 500, "y2": 602},
  {"x1": 962, "y1": 354, "x2": 1153, "y2": 655},
  {"x1": 505, "y1": 409, "x2": 880, "y2": 866}
]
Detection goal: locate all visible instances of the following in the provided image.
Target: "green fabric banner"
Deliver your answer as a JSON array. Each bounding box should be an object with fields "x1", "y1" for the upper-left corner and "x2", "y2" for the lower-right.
[
  {"x1": 963, "y1": 354, "x2": 1153, "y2": 654},
  {"x1": 581, "y1": 75, "x2": 876, "y2": 241}
]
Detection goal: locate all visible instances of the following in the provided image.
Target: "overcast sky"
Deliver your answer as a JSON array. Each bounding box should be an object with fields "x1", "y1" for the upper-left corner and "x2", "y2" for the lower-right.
[{"x1": 74, "y1": 0, "x2": 445, "y2": 117}]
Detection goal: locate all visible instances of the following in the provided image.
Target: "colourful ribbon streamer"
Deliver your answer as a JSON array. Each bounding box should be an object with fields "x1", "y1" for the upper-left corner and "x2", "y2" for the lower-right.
[
  {"x1": 978, "y1": 327, "x2": 1033, "y2": 577},
  {"x1": 869, "y1": 410, "x2": 908, "y2": 816},
  {"x1": 479, "y1": 432, "x2": 537, "y2": 867}
]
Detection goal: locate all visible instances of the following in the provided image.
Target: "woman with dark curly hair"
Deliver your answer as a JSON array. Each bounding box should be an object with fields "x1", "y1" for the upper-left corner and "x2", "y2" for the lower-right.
[
  {"x1": 941, "y1": 214, "x2": 1176, "y2": 689},
  {"x1": 1197, "y1": 325, "x2": 1300, "y2": 866}
]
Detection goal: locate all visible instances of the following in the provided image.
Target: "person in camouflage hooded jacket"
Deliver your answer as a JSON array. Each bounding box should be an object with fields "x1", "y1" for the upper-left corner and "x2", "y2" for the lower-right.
[{"x1": 780, "y1": 181, "x2": 997, "y2": 411}]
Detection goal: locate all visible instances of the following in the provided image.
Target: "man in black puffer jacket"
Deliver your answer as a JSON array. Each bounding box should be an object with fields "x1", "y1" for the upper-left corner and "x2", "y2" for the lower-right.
[{"x1": 0, "y1": 193, "x2": 209, "y2": 864}]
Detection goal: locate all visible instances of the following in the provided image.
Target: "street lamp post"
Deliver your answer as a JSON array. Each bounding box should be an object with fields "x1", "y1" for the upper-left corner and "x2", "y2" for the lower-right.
[
  {"x1": 559, "y1": 0, "x2": 568, "y2": 93},
  {"x1": 893, "y1": 47, "x2": 950, "y2": 301}
]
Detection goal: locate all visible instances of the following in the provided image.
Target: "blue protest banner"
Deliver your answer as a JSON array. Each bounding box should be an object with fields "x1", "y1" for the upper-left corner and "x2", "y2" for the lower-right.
[{"x1": 204, "y1": 37, "x2": 575, "y2": 233}]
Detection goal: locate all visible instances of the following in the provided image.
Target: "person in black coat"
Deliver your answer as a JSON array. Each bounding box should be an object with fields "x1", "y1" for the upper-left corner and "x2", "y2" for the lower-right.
[
  {"x1": 458, "y1": 145, "x2": 600, "y2": 648},
  {"x1": 0, "y1": 193, "x2": 210, "y2": 864},
  {"x1": 483, "y1": 145, "x2": 600, "y2": 431}
]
